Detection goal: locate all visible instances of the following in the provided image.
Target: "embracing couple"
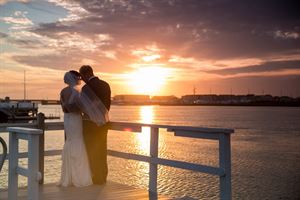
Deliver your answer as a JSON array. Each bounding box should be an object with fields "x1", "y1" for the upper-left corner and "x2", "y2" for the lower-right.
[{"x1": 58, "y1": 65, "x2": 111, "y2": 187}]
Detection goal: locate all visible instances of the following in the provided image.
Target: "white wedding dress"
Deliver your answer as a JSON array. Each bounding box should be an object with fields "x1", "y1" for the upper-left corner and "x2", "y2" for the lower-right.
[{"x1": 58, "y1": 89, "x2": 92, "y2": 187}]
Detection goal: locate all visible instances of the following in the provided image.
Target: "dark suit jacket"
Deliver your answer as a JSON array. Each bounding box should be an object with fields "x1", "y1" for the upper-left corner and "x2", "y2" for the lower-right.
[
  {"x1": 81, "y1": 76, "x2": 110, "y2": 184},
  {"x1": 82, "y1": 77, "x2": 111, "y2": 111}
]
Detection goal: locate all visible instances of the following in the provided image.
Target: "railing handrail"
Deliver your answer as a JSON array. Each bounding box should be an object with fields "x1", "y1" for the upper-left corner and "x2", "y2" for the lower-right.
[
  {"x1": 0, "y1": 122, "x2": 37, "y2": 132},
  {"x1": 0, "y1": 121, "x2": 234, "y2": 134},
  {"x1": 6, "y1": 127, "x2": 43, "y2": 135},
  {"x1": 1, "y1": 115, "x2": 233, "y2": 200}
]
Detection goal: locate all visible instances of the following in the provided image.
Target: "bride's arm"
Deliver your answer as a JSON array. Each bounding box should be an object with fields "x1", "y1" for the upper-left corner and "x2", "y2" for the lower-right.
[
  {"x1": 60, "y1": 88, "x2": 81, "y2": 113},
  {"x1": 60, "y1": 88, "x2": 69, "y2": 113}
]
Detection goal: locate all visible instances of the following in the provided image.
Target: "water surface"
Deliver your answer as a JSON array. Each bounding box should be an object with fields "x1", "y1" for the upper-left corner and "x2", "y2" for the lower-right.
[{"x1": 1, "y1": 105, "x2": 299, "y2": 199}]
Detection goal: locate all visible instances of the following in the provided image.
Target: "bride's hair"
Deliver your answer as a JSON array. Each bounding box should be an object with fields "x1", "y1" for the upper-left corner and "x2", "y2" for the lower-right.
[{"x1": 64, "y1": 70, "x2": 81, "y2": 86}]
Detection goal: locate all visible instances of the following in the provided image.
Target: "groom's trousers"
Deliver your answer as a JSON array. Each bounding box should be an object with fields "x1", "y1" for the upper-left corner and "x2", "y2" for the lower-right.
[{"x1": 82, "y1": 119, "x2": 108, "y2": 185}]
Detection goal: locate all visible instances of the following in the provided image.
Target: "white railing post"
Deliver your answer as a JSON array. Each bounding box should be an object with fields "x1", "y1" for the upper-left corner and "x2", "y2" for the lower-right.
[
  {"x1": 149, "y1": 127, "x2": 159, "y2": 193},
  {"x1": 8, "y1": 131, "x2": 18, "y2": 200},
  {"x1": 7, "y1": 127, "x2": 42, "y2": 200},
  {"x1": 219, "y1": 133, "x2": 232, "y2": 200},
  {"x1": 28, "y1": 133, "x2": 40, "y2": 199}
]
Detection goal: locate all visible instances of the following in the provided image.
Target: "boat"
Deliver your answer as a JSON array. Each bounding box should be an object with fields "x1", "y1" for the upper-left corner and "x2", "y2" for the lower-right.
[{"x1": 0, "y1": 97, "x2": 38, "y2": 123}]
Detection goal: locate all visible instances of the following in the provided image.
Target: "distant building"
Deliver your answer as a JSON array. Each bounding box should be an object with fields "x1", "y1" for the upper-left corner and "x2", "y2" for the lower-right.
[
  {"x1": 112, "y1": 94, "x2": 300, "y2": 106},
  {"x1": 181, "y1": 95, "x2": 201, "y2": 104},
  {"x1": 254, "y1": 95, "x2": 273, "y2": 102},
  {"x1": 182, "y1": 95, "x2": 219, "y2": 104},
  {"x1": 218, "y1": 95, "x2": 235, "y2": 104},
  {"x1": 278, "y1": 96, "x2": 294, "y2": 103},
  {"x1": 151, "y1": 95, "x2": 179, "y2": 104},
  {"x1": 181, "y1": 94, "x2": 287, "y2": 105},
  {"x1": 113, "y1": 95, "x2": 150, "y2": 104}
]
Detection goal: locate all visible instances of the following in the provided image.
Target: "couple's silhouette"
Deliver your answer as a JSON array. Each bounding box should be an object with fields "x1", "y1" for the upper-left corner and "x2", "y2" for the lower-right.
[{"x1": 59, "y1": 65, "x2": 111, "y2": 187}]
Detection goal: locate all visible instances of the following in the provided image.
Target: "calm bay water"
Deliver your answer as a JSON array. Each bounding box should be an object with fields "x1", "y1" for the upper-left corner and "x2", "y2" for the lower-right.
[{"x1": 1, "y1": 105, "x2": 300, "y2": 199}]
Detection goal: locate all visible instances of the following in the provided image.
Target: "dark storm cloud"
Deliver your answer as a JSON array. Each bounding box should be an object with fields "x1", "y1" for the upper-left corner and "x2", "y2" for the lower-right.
[
  {"x1": 6, "y1": 0, "x2": 296, "y2": 81},
  {"x1": 205, "y1": 60, "x2": 300, "y2": 75},
  {"x1": 32, "y1": 0, "x2": 300, "y2": 60},
  {"x1": 12, "y1": 51, "x2": 133, "y2": 73},
  {"x1": 34, "y1": 21, "x2": 73, "y2": 38},
  {"x1": 12, "y1": 54, "x2": 74, "y2": 69},
  {"x1": 8, "y1": 38, "x2": 44, "y2": 48}
]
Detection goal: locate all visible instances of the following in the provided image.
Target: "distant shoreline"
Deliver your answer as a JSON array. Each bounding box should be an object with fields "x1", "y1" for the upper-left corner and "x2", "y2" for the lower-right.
[
  {"x1": 27, "y1": 101, "x2": 300, "y2": 107},
  {"x1": 4, "y1": 96, "x2": 300, "y2": 107},
  {"x1": 111, "y1": 103, "x2": 300, "y2": 107}
]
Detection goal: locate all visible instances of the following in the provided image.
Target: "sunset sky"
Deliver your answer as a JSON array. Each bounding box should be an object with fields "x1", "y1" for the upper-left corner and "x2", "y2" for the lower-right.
[{"x1": 0, "y1": 0, "x2": 299, "y2": 99}]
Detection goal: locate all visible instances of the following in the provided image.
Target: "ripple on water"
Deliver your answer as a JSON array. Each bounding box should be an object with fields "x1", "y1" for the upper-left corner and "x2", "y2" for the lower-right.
[{"x1": 1, "y1": 105, "x2": 300, "y2": 200}]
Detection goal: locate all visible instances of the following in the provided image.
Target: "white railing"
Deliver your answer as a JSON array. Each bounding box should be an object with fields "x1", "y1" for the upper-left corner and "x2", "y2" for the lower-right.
[
  {"x1": 0, "y1": 113, "x2": 234, "y2": 200},
  {"x1": 7, "y1": 127, "x2": 43, "y2": 200}
]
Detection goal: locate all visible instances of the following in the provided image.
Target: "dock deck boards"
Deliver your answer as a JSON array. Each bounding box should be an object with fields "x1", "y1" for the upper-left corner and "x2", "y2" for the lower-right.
[{"x1": 0, "y1": 181, "x2": 171, "y2": 200}]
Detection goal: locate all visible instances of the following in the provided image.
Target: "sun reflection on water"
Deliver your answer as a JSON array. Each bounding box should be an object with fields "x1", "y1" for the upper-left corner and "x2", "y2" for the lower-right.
[
  {"x1": 136, "y1": 106, "x2": 154, "y2": 154},
  {"x1": 140, "y1": 106, "x2": 154, "y2": 124}
]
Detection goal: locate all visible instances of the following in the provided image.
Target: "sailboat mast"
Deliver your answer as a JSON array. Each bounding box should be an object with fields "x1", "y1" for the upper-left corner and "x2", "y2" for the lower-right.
[{"x1": 24, "y1": 70, "x2": 26, "y2": 100}]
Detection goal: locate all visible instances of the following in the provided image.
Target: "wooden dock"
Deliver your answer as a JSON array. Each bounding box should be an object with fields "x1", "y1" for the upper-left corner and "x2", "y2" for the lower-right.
[
  {"x1": 0, "y1": 116, "x2": 234, "y2": 199},
  {"x1": 0, "y1": 181, "x2": 170, "y2": 200}
]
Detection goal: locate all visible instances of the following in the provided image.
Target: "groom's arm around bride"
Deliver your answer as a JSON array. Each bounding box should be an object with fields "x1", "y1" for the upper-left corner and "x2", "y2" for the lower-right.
[{"x1": 79, "y1": 65, "x2": 111, "y2": 185}]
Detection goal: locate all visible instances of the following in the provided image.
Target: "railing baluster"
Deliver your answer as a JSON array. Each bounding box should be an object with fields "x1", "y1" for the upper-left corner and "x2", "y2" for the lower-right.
[
  {"x1": 219, "y1": 133, "x2": 232, "y2": 200},
  {"x1": 7, "y1": 127, "x2": 42, "y2": 200},
  {"x1": 149, "y1": 127, "x2": 159, "y2": 193},
  {"x1": 8, "y1": 131, "x2": 18, "y2": 200},
  {"x1": 28, "y1": 133, "x2": 40, "y2": 199}
]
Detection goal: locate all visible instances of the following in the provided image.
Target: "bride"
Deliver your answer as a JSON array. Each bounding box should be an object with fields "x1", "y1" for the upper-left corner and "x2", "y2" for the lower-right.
[{"x1": 58, "y1": 70, "x2": 92, "y2": 187}]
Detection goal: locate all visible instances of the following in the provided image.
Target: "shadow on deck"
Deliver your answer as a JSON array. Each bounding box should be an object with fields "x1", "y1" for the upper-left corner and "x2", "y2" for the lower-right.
[{"x1": 0, "y1": 181, "x2": 171, "y2": 200}]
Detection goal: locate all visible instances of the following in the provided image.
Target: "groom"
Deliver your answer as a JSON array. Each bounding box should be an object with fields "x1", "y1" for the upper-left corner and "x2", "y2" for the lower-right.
[{"x1": 79, "y1": 65, "x2": 111, "y2": 185}]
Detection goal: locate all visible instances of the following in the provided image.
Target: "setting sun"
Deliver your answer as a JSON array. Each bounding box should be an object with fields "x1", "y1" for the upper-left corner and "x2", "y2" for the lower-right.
[{"x1": 128, "y1": 66, "x2": 170, "y2": 95}]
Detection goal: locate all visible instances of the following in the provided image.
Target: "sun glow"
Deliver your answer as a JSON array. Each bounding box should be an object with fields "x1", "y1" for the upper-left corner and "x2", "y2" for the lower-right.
[
  {"x1": 136, "y1": 106, "x2": 154, "y2": 153},
  {"x1": 128, "y1": 66, "x2": 170, "y2": 95}
]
